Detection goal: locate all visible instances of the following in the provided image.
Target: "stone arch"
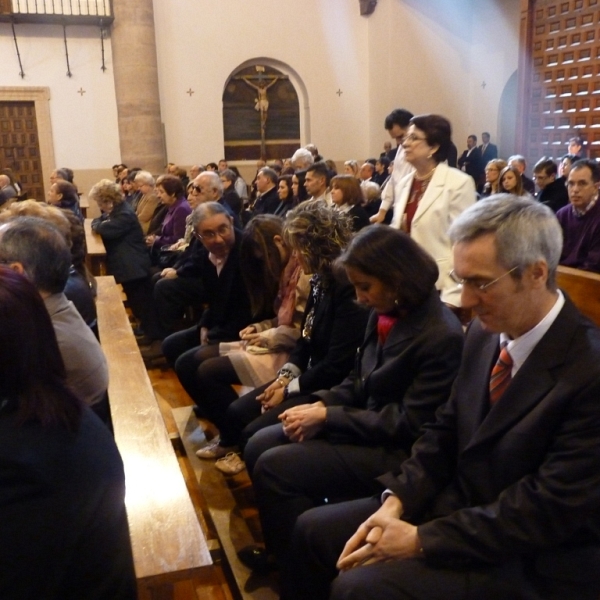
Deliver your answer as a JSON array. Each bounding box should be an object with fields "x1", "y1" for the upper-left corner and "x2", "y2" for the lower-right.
[
  {"x1": 222, "y1": 58, "x2": 309, "y2": 160},
  {"x1": 498, "y1": 70, "x2": 517, "y2": 159}
]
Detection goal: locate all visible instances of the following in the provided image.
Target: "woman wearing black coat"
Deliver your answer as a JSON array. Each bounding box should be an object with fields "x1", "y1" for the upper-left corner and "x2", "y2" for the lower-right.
[{"x1": 90, "y1": 179, "x2": 161, "y2": 339}]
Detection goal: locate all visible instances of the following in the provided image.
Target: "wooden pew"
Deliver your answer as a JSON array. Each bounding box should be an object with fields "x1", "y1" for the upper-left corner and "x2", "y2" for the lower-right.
[
  {"x1": 84, "y1": 217, "x2": 107, "y2": 276},
  {"x1": 79, "y1": 194, "x2": 89, "y2": 218},
  {"x1": 557, "y1": 265, "x2": 600, "y2": 326},
  {"x1": 95, "y1": 276, "x2": 213, "y2": 599}
]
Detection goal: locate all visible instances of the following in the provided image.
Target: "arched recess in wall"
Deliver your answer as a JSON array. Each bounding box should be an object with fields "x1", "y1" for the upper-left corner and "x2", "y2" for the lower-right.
[
  {"x1": 222, "y1": 58, "x2": 309, "y2": 161},
  {"x1": 498, "y1": 71, "x2": 517, "y2": 159}
]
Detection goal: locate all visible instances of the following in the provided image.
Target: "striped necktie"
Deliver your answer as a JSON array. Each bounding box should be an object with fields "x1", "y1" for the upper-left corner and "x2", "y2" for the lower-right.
[{"x1": 489, "y1": 345, "x2": 513, "y2": 405}]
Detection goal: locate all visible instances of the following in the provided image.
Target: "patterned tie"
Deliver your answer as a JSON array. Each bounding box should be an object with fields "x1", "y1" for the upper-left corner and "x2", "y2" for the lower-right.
[{"x1": 489, "y1": 345, "x2": 513, "y2": 405}]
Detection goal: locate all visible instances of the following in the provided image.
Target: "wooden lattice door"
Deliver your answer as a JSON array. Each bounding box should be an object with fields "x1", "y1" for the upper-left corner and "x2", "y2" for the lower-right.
[
  {"x1": 522, "y1": 0, "x2": 600, "y2": 165},
  {"x1": 0, "y1": 101, "x2": 44, "y2": 201}
]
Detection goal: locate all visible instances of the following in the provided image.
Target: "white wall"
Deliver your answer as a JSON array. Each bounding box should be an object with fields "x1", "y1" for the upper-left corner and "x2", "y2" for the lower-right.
[
  {"x1": 0, "y1": 0, "x2": 521, "y2": 176},
  {"x1": 152, "y1": 0, "x2": 371, "y2": 166},
  {"x1": 365, "y1": 0, "x2": 520, "y2": 159},
  {"x1": 0, "y1": 22, "x2": 121, "y2": 173}
]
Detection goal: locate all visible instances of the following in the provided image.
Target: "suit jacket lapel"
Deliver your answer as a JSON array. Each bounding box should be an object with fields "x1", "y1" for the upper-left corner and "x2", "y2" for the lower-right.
[
  {"x1": 412, "y1": 163, "x2": 446, "y2": 226},
  {"x1": 464, "y1": 301, "x2": 578, "y2": 452}
]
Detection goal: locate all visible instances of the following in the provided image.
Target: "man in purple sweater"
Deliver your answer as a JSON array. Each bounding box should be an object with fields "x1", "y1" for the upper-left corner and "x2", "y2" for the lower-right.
[{"x1": 556, "y1": 158, "x2": 600, "y2": 273}]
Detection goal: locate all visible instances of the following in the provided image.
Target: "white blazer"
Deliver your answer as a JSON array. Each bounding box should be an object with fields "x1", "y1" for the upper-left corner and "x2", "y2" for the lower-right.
[{"x1": 391, "y1": 162, "x2": 476, "y2": 306}]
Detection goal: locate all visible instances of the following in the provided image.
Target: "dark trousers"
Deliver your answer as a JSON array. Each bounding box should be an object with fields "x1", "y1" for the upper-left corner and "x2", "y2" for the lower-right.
[
  {"x1": 162, "y1": 326, "x2": 219, "y2": 403},
  {"x1": 287, "y1": 497, "x2": 600, "y2": 600},
  {"x1": 225, "y1": 387, "x2": 310, "y2": 450},
  {"x1": 122, "y1": 277, "x2": 164, "y2": 340},
  {"x1": 247, "y1": 428, "x2": 405, "y2": 575},
  {"x1": 153, "y1": 275, "x2": 204, "y2": 335}
]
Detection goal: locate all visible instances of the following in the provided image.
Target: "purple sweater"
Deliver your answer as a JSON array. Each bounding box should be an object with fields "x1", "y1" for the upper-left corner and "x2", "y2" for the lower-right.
[
  {"x1": 153, "y1": 196, "x2": 191, "y2": 248},
  {"x1": 556, "y1": 200, "x2": 600, "y2": 273}
]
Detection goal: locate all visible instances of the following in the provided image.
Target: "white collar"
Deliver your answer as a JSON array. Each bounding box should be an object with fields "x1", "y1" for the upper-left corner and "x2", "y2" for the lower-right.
[{"x1": 499, "y1": 290, "x2": 564, "y2": 376}]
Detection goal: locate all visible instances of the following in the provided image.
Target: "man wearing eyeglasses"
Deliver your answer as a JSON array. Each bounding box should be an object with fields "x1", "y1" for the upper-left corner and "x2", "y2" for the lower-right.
[
  {"x1": 160, "y1": 202, "x2": 254, "y2": 406},
  {"x1": 285, "y1": 195, "x2": 600, "y2": 600}
]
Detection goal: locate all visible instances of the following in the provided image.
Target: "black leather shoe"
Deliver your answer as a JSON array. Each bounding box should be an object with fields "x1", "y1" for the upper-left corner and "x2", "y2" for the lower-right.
[{"x1": 237, "y1": 545, "x2": 276, "y2": 574}]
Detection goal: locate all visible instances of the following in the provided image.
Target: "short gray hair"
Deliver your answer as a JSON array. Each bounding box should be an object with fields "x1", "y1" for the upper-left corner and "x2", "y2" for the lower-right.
[
  {"x1": 291, "y1": 148, "x2": 314, "y2": 169},
  {"x1": 134, "y1": 170, "x2": 155, "y2": 186},
  {"x1": 448, "y1": 194, "x2": 562, "y2": 289},
  {"x1": 198, "y1": 171, "x2": 223, "y2": 196},
  {"x1": 0, "y1": 217, "x2": 71, "y2": 294},
  {"x1": 191, "y1": 201, "x2": 231, "y2": 229},
  {"x1": 508, "y1": 155, "x2": 526, "y2": 169}
]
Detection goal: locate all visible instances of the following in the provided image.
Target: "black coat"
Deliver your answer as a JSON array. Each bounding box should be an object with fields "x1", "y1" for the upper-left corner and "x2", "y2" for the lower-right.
[
  {"x1": 253, "y1": 186, "x2": 280, "y2": 215},
  {"x1": 314, "y1": 291, "x2": 463, "y2": 454},
  {"x1": 91, "y1": 202, "x2": 151, "y2": 283},
  {"x1": 538, "y1": 177, "x2": 569, "y2": 213},
  {"x1": 288, "y1": 274, "x2": 369, "y2": 393},
  {"x1": 194, "y1": 234, "x2": 259, "y2": 342}
]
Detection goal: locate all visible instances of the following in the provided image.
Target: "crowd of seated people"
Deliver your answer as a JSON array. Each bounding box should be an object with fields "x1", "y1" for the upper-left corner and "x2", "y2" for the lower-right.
[{"x1": 3, "y1": 111, "x2": 600, "y2": 600}]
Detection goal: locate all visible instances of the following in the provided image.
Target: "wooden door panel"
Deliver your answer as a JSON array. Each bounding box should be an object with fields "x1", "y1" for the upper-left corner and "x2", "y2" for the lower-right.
[{"x1": 0, "y1": 101, "x2": 44, "y2": 201}]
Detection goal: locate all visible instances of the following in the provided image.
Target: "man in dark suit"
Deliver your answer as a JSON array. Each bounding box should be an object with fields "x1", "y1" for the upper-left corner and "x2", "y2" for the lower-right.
[
  {"x1": 533, "y1": 156, "x2": 569, "y2": 213},
  {"x1": 479, "y1": 131, "x2": 498, "y2": 165},
  {"x1": 252, "y1": 167, "x2": 280, "y2": 214},
  {"x1": 457, "y1": 135, "x2": 483, "y2": 184},
  {"x1": 286, "y1": 195, "x2": 600, "y2": 600}
]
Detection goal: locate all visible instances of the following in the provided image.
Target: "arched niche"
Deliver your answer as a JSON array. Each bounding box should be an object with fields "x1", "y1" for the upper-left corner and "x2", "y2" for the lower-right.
[
  {"x1": 222, "y1": 58, "x2": 309, "y2": 160},
  {"x1": 498, "y1": 70, "x2": 517, "y2": 160}
]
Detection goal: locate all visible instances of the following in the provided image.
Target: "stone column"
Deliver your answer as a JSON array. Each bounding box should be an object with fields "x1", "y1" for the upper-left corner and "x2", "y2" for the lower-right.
[{"x1": 110, "y1": 0, "x2": 165, "y2": 174}]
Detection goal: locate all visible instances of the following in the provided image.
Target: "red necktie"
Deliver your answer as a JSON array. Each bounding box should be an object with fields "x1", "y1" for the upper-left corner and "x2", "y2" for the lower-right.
[{"x1": 489, "y1": 345, "x2": 513, "y2": 405}]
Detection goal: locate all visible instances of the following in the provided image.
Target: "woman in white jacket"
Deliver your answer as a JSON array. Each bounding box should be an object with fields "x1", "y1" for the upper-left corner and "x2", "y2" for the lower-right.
[{"x1": 391, "y1": 114, "x2": 476, "y2": 310}]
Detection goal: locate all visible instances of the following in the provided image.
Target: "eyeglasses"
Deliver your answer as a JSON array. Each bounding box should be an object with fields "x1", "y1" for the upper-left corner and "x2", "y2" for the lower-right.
[
  {"x1": 193, "y1": 223, "x2": 231, "y2": 241},
  {"x1": 449, "y1": 266, "x2": 518, "y2": 292},
  {"x1": 403, "y1": 133, "x2": 428, "y2": 144},
  {"x1": 191, "y1": 185, "x2": 204, "y2": 194}
]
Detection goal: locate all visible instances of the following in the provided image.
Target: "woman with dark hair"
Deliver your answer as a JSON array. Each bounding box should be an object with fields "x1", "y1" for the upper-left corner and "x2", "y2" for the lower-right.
[
  {"x1": 239, "y1": 225, "x2": 464, "y2": 577},
  {"x1": 47, "y1": 179, "x2": 83, "y2": 221},
  {"x1": 330, "y1": 174, "x2": 370, "y2": 231},
  {"x1": 391, "y1": 114, "x2": 476, "y2": 311},
  {"x1": 195, "y1": 202, "x2": 369, "y2": 468},
  {"x1": 273, "y1": 174, "x2": 296, "y2": 217},
  {"x1": 192, "y1": 215, "x2": 310, "y2": 436},
  {"x1": 0, "y1": 267, "x2": 136, "y2": 599},
  {"x1": 291, "y1": 169, "x2": 309, "y2": 204},
  {"x1": 229, "y1": 165, "x2": 249, "y2": 205},
  {"x1": 146, "y1": 174, "x2": 191, "y2": 254}
]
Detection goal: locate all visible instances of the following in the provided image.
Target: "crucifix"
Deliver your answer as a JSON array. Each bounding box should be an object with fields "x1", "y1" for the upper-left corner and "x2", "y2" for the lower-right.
[{"x1": 240, "y1": 66, "x2": 280, "y2": 158}]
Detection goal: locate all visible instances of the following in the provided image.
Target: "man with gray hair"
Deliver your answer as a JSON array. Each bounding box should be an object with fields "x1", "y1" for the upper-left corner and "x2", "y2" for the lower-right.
[
  {"x1": 133, "y1": 170, "x2": 159, "y2": 233},
  {"x1": 287, "y1": 195, "x2": 600, "y2": 600},
  {"x1": 0, "y1": 217, "x2": 110, "y2": 423},
  {"x1": 291, "y1": 147, "x2": 314, "y2": 171},
  {"x1": 160, "y1": 202, "x2": 253, "y2": 407}
]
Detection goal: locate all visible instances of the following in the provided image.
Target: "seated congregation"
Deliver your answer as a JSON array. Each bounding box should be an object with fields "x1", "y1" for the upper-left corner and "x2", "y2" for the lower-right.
[{"x1": 2, "y1": 110, "x2": 600, "y2": 600}]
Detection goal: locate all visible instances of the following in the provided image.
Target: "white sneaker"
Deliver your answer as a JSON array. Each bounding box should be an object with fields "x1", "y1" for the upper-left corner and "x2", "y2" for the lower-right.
[
  {"x1": 196, "y1": 437, "x2": 231, "y2": 459},
  {"x1": 215, "y1": 452, "x2": 246, "y2": 475}
]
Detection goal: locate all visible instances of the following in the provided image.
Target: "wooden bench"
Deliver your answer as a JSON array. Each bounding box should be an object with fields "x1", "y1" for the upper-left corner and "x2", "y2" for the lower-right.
[
  {"x1": 79, "y1": 195, "x2": 89, "y2": 219},
  {"x1": 95, "y1": 276, "x2": 213, "y2": 599},
  {"x1": 84, "y1": 218, "x2": 107, "y2": 276},
  {"x1": 557, "y1": 265, "x2": 600, "y2": 326}
]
